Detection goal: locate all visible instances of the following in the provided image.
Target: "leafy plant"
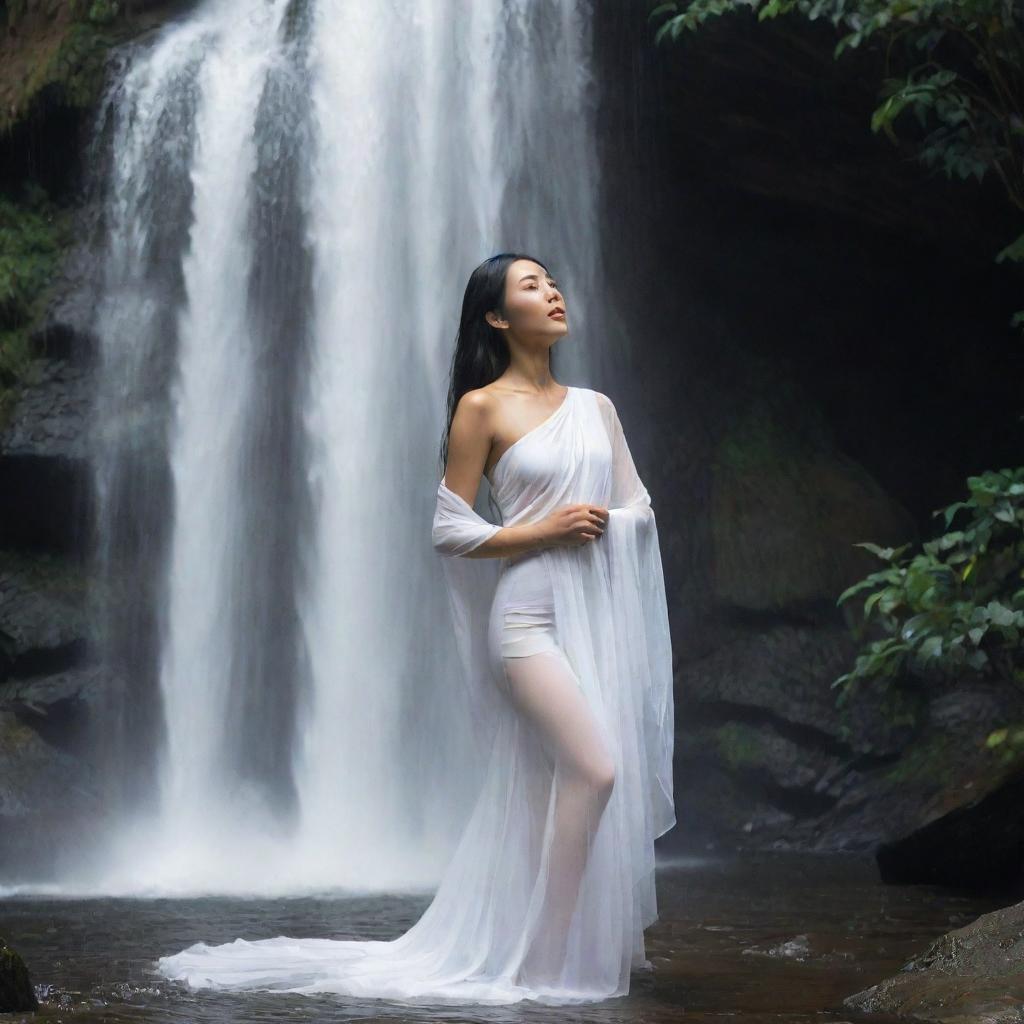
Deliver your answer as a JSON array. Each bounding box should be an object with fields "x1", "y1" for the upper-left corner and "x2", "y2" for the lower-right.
[
  {"x1": 832, "y1": 467, "x2": 1024, "y2": 700},
  {"x1": 649, "y1": 0, "x2": 1024, "y2": 331}
]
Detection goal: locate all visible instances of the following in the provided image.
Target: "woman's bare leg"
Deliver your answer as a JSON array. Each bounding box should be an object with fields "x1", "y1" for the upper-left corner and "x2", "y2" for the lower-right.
[{"x1": 501, "y1": 648, "x2": 615, "y2": 987}]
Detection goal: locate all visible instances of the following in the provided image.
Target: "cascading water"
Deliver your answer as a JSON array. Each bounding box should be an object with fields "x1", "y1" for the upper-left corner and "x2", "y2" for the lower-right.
[{"x1": 73, "y1": 0, "x2": 604, "y2": 896}]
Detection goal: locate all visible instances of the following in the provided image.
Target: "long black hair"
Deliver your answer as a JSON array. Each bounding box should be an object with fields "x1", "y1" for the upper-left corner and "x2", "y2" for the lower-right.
[{"x1": 438, "y1": 251, "x2": 554, "y2": 476}]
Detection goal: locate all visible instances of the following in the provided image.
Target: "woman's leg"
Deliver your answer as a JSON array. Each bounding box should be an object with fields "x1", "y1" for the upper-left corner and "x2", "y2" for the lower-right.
[{"x1": 501, "y1": 648, "x2": 615, "y2": 986}]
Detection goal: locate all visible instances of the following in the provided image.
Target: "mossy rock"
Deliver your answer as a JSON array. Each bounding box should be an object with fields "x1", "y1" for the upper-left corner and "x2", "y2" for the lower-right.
[
  {"x1": 0, "y1": 0, "x2": 191, "y2": 136},
  {"x1": 880, "y1": 730, "x2": 959, "y2": 789},
  {"x1": 0, "y1": 184, "x2": 77, "y2": 431},
  {"x1": 0, "y1": 546, "x2": 96, "y2": 667},
  {"x1": 710, "y1": 392, "x2": 915, "y2": 613},
  {"x1": 0, "y1": 936, "x2": 38, "y2": 1012},
  {"x1": 712, "y1": 720, "x2": 763, "y2": 772}
]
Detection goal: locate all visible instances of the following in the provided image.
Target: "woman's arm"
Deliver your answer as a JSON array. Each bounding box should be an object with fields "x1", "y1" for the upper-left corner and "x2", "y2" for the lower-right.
[{"x1": 434, "y1": 391, "x2": 553, "y2": 560}]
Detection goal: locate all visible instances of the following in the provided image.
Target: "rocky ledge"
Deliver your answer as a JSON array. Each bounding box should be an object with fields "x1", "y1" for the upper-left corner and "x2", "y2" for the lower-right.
[{"x1": 845, "y1": 899, "x2": 1024, "y2": 1024}]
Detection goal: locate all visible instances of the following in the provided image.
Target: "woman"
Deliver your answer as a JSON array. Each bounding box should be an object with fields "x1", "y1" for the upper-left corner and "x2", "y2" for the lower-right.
[{"x1": 156, "y1": 252, "x2": 675, "y2": 1006}]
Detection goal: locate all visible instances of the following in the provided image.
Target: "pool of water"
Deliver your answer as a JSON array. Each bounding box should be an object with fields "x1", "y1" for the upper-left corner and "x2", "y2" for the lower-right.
[{"x1": 0, "y1": 852, "x2": 1013, "y2": 1023}]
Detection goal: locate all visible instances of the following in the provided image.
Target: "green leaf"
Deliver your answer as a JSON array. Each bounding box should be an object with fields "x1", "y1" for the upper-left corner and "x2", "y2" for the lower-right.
[
  {"x1": 988, "y1": 600, "x2": 1016, "y2": 626},
  {"x1": 987, "y1": 727, "x2": 1009, "y2": 748},
  {"x1": 901, "y1": 613, "x2": 932, "y2": 642},
  {"x1": 938, "y1": 500, "x2": 972, "y2": 528},
  {"x1": 648, "y1": 1, "x2": 679, "y2": 21},
  {"x1": 653, "y1": 18, "x2": 677, "y2": 44},
  {"x1": 837, "y1": 575, "x2": 884, "y2": 604},
  {"x1": 855, "y1": 541, "x2": 897, "y2": 561},
  {"x1": 966, "y1": 649, "x2": 989, "y2": 671},
  {"x1": 996, "y1": 232, "x2": 1024, "y2": 264}
]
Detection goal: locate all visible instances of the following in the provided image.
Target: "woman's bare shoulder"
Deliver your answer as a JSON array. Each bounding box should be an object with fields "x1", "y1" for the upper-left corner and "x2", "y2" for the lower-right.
[{"x1": 453, "y1": 385, "x2": 498, "y2": 423}]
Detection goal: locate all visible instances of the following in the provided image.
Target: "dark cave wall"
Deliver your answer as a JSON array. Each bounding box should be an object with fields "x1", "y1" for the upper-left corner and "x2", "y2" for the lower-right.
[
  {"x1": 591, "y1": 3, "x2": 1024, "y2": 853},
  {"x1": 593, "y1": 3, "x2": 1021, "y2": 538}
]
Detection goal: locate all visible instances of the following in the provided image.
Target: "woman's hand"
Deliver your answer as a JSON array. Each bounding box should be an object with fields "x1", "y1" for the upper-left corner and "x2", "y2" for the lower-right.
[{"x1": 540, "y1": 503, "x2": 609, "y2": 548}]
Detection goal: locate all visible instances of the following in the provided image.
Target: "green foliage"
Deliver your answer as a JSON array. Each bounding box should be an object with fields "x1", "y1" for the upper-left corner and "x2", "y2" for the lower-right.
[
  {"x1": 0, "y1": 185, "x2": 68, "y2": 328},
  {"x1": 983, "y1": 721, "x2": 1024, "y2": 766},
  {"x1": 834, "y1": 675, "x2": 926, "y2": 745},
  {"x1": 19, "y1": 19, "x2": 119, "y2": 114},
  {"x1": 87, "y1": 0, "x2": 119, "y2": 25},
  {"x1": 1, "y1": 0, "x2": 138, "y2": 135},
  {"x1": 712, "y1": 721, "x2": 763, "y2": 770},
  {"x1": 832, "y1": 467, "x2": 1024, "y2": 698},
  {"x1": 649, "y1": 0, "x2": 1024, "y2": 332},
  {"x1": 880, "y1": 729, "x2": 958, "y2": 784},
  {"x1": 0, "y1": 184, "x2": 73, "y2": 428}
]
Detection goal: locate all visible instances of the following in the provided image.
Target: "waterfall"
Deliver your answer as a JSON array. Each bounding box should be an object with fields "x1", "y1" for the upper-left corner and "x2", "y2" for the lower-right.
[{"x1": 78, "y1": 0, "x2": 602, "y2": 896}]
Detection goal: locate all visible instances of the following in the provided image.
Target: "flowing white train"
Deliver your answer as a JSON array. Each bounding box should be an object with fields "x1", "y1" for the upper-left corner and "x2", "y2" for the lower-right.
[{"x1": 156, "y1": 385, "x2": 675, "y2": 1005}]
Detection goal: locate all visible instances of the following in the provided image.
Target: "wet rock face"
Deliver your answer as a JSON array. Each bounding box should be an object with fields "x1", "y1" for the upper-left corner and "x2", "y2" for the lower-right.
[
  {"x1": 677, "y1": 624, "x2": 1024, "y2": 857},
  {"x1": 877, "y1": 762, "x2": 1024, "y2": 891},
  {"x1": 1, "y1": 357, "x2": 93, "y2": 461},
  {"x1": 0, "y1": 355, "x2": 95, "y2": 554},
  {"x1": 0, "y1": 550, "x2": 94, "y2": 677},
  {"x1": 0, "y1": 936, "x2": 39, "y2": 1012},
  {"x1": 844, "y1": 899, "x2": 1024, "y2": 1023},
  {"x1": 0, "y1": 550, "x2": 104, "y2": 874}
]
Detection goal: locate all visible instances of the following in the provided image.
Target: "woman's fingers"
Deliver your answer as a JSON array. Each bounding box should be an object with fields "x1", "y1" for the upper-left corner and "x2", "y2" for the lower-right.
[{"x1": 563, "y1": 504, "x2": 609, "y2": 545}]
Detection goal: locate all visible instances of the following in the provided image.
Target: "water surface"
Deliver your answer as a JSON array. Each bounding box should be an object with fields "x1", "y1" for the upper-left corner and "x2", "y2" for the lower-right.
[{"x1": 1, "y1": 852, "x2": 1012, "y2": 1023}]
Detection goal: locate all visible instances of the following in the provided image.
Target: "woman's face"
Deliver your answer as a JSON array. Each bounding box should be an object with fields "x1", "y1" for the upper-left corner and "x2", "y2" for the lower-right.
[{"x1": 487, "y1": 259, "x2": 567, "y2": 341}]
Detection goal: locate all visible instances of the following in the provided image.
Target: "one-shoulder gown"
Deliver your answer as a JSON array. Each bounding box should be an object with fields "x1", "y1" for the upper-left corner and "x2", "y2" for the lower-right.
[{"x1": 155, "y1": 385, "x2": 676, "y2": 1006}]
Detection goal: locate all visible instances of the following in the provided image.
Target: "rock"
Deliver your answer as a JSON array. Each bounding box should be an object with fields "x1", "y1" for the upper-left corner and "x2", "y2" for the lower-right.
[
  {"x1": 0, "y1": 936, "x2": 39, "y2": 1012},
  {"x1": 0, "y1": 549, "x2": 93, "y2": 678},
  {"x1": 0, "y1": 0, "x2": 202, "y2": 137},
  {"x1": 0, "y1": 709, "x2": 102, "y2": 875},
  {"x1": 1, "y1": 664, "x2": 103, "y2": 713},
  {"x1": 0, "y1": 345, "x2": 96, "y2": 554},
  {"x1": 0, "y1": 710, "x2": 98, "y2": 816},
  {"x1": 0, "y1": 451, "x2": 94, "y2": 554},
  {"x1": 876, "y1": 758, "x2": 1024, "y2": 890},
  {"x1": 683, "y1": 621, "x2": 916, "y2": 756},
  {"x1": 675, "y1": 632, "x2": 1024, "y2": 856},
  {"x1": 685, "y1": 719, "x2": 841, "y2": 809},
  {"x1": 710, "y1": 419, "x2": 916, "y2": 613},
  {"x1": 674, "y1": 753, "x2": 799, "y2": 845},
  {"x1": 844, "y1": 899, "x2": 1024, "y2": 1023},
  {"x1": 0, "y1": 664, "x2": 104, "y2": 757},
  {"x1": 0, "y1": 356, "x2": 93, "y2": 461}
]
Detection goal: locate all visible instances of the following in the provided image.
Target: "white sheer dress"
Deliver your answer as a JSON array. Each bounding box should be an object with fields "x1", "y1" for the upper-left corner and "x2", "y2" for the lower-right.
[{"x1": 156, "y1": 385, "x2": 675, "y2": 1005}]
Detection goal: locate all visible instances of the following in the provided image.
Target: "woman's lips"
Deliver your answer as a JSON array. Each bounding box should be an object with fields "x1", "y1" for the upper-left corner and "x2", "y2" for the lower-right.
[{"x1": 548, "y1": 311, "x2": 566, "y2": 320}]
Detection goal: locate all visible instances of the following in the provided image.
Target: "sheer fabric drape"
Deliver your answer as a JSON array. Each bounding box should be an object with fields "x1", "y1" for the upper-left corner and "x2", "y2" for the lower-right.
[{"x1": 156, "y1": 385, "x2": 675, "y2": 1005}]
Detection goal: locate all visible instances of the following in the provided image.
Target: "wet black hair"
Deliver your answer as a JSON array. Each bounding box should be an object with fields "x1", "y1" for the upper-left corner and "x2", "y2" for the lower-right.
[{"x1": 438, "y1": 251, "x2": 555, "y2": 476}]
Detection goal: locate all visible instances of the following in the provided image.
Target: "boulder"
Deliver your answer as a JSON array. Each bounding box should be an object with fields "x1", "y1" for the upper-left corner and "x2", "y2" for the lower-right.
[
  {"x1": 0, "y1": 937, "x2": 38, "y2": 1013},
  {"x1": 844, "y1": 899, "x2": 1024, "y2": 1023},
  {"x1": 0, "y1": 709, "x2": 102, "y2": 875},
  {"x1": 0, "y1": 549, "x2": 93, "y2": 678},
  {"x1": 876, "y1": 758, "x2": 1024, "y2": 890}
]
